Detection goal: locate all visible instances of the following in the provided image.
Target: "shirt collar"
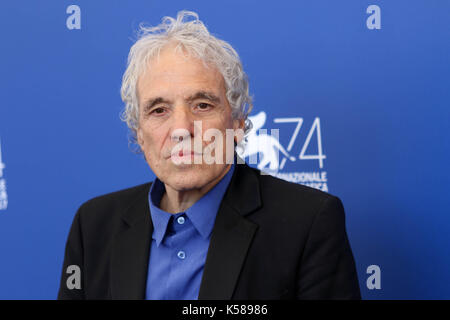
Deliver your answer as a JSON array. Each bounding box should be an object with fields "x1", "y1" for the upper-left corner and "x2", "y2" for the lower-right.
[
  {"x1": 148, "y1": 179, "x2": 172, "y2": 247},
  {"x1": 148, "y1": 163, "x2": 235, "y2": 246}
]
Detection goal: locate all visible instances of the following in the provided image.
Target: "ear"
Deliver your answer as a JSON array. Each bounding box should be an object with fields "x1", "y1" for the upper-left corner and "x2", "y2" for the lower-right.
[
  {"x1": 232, "y1": 118, "x2": 245, "y2": 144},
  {"x1": 137, "y1": 127, "x2": 145, "y2": 148}
]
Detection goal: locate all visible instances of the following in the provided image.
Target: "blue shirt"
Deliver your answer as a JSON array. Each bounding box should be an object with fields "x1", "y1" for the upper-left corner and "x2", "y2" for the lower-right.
[{"x1": 146, "y1": 164, "x2": 235, "y2": 300}]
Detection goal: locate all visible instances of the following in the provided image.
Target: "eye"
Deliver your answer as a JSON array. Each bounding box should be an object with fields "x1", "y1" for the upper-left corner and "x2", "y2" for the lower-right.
[
  {"x1": 195, "y1": 103, "x2": 213, "y2": 111},
  {"x1": 150, "y1": 107, "x2": 166, "y2": 115}
]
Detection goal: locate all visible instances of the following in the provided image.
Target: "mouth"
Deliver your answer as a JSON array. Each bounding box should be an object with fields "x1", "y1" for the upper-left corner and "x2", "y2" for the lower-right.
[{"x1": 169, "y1": 150, "x2": 203, "y2": 160}]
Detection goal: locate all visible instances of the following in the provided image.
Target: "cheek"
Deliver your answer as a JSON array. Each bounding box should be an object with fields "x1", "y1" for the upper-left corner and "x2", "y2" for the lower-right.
[
  {"x1": 202, "y1": 120, "x2": 235, "y2": 156},
  {"x1": 208, "y1": 112, "x2": 234, "y2": 132},
  {"x1": 141, "y1": 129, "x2": 165, "y2": 153}
]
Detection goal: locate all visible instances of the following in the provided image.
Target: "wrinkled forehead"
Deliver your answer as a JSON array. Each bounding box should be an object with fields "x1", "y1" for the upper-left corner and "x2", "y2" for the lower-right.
[{"x1": 136, "y1": 45, "x2": 227, "y2": 103}]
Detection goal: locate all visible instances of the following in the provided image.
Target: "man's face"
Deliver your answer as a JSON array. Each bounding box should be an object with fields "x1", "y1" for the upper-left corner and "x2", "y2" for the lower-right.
[{"x1": 136, "y1": 44, "x2": 242, "y2": 191}]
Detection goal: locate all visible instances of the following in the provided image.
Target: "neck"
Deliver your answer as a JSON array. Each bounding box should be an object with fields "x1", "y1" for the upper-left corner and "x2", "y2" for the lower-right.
[{"x1": 160, "y1": 164, "x2": 232, "y2": 213}]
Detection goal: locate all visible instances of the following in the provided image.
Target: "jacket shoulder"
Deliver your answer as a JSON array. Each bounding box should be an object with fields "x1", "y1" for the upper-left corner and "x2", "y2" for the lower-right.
[
  {"x1": 257, "y1": 169, "x2": 336, "y2": 203},
  {"x1": 76, "y1": 182, "x2": 152, "y2": 226},
  {"x1": 253, "y1": 168, "x2": 343, "y2": 223},
  {"x1": 81, "y1": 182, "x2": 152, "y2": 208}
]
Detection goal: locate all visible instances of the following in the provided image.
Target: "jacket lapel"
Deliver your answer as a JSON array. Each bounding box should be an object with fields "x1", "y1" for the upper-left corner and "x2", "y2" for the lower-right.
[
  {"x1": 109, "y1": 162, "x2": 262, "y2": 300},
  {"x1": 110, "y1": 185, "x2": 152, "y2": 299},
  {"x1": 198, "y1": 163, "x2": 262, "y2": 299}
]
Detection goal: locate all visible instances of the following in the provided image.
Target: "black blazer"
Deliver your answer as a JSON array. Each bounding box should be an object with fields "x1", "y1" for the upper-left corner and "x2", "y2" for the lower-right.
[{"x1": 58, "y1": 163, "x2": 361, "y2": 299}]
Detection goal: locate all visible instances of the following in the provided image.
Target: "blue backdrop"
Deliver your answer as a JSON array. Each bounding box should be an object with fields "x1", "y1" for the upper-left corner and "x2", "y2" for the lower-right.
[{"x1": 0, "y1": 0, "x2": 449, "y2": 299}]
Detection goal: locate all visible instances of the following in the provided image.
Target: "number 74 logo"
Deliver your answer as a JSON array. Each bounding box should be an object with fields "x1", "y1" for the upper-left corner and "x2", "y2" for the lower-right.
[
  {"x1": 274, "y1": 116, "x2": 326, "y2": 169},
  {"x1": 239, "y1": 112, "x2": 326, "y2": 171}
]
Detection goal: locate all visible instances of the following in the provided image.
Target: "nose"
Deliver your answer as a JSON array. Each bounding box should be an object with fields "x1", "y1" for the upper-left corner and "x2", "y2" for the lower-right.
[{"x1": 170, "y1": 106, "x2": 194, "y2": 143}]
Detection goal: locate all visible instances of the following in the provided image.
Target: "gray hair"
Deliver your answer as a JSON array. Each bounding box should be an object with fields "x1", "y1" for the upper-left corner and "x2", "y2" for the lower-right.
[{"x1": 120, "y1": 10, "x2": 253, "y2": 150}]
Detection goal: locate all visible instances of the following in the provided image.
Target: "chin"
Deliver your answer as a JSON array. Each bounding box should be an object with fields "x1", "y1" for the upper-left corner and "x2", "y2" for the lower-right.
[
  {"x1": 164, "y1": 167, "x2": 212, "y2": 191},
  {"x1": 155, "y1": 160, "x2": 229, "y2": 191},
  {"x1": 167, "y1": 176, "x2": 208, "y2": 191}
]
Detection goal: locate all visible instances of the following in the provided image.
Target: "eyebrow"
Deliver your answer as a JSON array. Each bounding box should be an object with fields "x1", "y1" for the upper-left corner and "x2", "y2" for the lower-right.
[
  {"x1": 142, "y1": 91, "x2": 221, "y2": 112},
  {"x1": 186, "y1": 91, "x2": 221, "y2": 104}
]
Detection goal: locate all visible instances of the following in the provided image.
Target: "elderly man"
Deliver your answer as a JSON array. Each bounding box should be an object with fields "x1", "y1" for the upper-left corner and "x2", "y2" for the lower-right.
[{"x1": 58, "y1": 11, "x2": 360, "y2": 300}]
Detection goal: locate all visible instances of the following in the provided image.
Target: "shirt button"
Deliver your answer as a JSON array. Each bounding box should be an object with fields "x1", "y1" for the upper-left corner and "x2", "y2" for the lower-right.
[
  {"x1": 177, "y1": 216, "x2": 185, "y2": 225},
  {"x1": 177, "y1": 250, "x2": 186, "y2": 260}
]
